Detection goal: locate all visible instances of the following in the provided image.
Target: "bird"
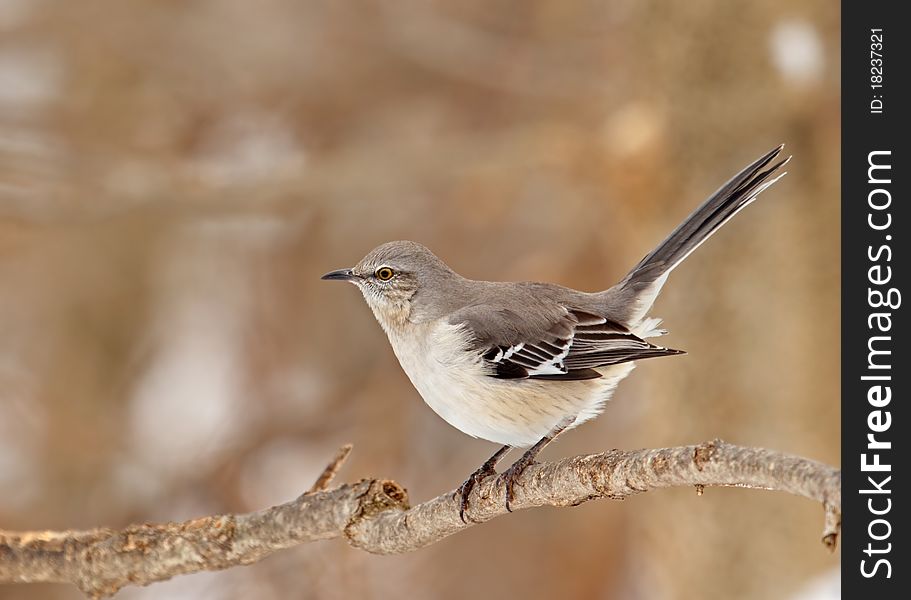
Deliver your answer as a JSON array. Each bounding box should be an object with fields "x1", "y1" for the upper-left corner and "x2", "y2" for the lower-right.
[{"x1": 322, "y1": 144, "x2": 790, "y2": 522}]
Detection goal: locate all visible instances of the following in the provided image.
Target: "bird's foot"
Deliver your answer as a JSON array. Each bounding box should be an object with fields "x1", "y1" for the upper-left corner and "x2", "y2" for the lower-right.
[
  {"x1": 499, "y1": 452, "x2": 537, "y2": 513},
  {"x1": 456, "y1": 462, "x2": 500, "y2": 524}
]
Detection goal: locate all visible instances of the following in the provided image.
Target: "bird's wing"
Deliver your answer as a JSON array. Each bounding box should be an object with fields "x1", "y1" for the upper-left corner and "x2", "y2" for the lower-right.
[{"x1": 450, "y1": 306, "x2": 684, "y2": 381}]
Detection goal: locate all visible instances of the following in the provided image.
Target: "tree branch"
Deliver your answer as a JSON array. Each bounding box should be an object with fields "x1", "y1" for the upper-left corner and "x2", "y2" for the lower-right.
[{"x1": 0, "y1": 439, "x2": 841, "y2": 599}]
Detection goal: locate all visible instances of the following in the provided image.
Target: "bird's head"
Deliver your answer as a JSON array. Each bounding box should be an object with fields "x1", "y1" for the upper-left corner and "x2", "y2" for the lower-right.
[{"x1": 321, "y1": 240, "x2": 457, "y2": 328}]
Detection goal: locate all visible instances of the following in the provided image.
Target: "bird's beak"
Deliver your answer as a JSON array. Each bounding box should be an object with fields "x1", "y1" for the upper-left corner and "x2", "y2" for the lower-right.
[{"x1": 321, "y1": 268, "x2": 357, "y2": 281}]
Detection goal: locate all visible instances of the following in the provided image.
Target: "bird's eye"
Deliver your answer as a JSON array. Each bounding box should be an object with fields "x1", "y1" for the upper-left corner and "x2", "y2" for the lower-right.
[{"x1": 375, "y1": 267, "x2": 395, "y2": 281}]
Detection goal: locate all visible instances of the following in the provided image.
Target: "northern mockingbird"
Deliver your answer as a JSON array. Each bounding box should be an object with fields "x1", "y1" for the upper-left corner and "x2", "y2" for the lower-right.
[{"x1": 323, "y1": 145, "x2": 789, "y2": 521}]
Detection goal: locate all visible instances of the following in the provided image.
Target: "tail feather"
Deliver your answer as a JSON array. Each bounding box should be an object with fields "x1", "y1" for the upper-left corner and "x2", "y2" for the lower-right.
[{"x1": 605, "y1": 144, "x2": 790, "y2": 326}]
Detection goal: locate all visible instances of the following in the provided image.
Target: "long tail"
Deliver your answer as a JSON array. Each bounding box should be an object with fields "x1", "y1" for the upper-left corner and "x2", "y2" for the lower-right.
[{"x1": 604, "y1": 144, "x2": 790, "y2": 326}]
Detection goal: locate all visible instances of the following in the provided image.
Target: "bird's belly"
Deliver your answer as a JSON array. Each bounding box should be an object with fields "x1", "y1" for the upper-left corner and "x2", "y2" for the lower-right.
[{"x1": 386, "y1": 323, "x2": 635, "y2": 447}]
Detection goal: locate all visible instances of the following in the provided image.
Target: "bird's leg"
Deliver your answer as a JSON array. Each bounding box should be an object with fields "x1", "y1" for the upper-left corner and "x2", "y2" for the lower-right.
[
  {"x1": 457, "y1": 444, "x2": 511, "y2": 523},
  {"x1": 500, "y1": 416, "x2": 575, "y2": 512}
]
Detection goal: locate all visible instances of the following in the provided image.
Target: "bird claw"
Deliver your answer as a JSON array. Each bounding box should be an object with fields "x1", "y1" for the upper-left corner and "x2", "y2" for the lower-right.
[
  {"x1": 456, "y1": 463, "x2": 499, "y2": 524},
  {"x1": 499, "y1": 455, "x2": 536, "y2": 512}
]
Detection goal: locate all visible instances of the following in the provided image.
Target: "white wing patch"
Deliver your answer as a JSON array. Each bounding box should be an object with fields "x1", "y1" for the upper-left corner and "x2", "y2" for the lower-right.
[{"x1": 490, "y1": 338, "x2": 574, "y2": 376}]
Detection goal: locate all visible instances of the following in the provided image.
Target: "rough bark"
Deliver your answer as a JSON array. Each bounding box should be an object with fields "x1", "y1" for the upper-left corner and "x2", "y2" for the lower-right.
[{"x1": 0, "y1": 439, "x2": 841, "y2": 599}]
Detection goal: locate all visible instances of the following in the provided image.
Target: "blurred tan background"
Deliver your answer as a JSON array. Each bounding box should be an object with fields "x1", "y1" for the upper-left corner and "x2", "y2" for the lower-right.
[{"x1": 1, "y1": 1, "x2": 839, "y2": 599}]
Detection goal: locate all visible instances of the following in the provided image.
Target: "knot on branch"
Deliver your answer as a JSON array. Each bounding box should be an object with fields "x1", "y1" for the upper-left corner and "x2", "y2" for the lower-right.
[
  {"x1": 693, "y1": 439, "x2": 722, "y2": 470},
  {"x1": 344, "y1": 479, "x2": 410, "y2": 546}
]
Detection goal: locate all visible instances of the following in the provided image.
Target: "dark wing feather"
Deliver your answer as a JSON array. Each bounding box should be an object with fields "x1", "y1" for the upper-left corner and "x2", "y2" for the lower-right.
[{"x1": 453, "y1": 306, "x2": 684, "y2": 381}]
